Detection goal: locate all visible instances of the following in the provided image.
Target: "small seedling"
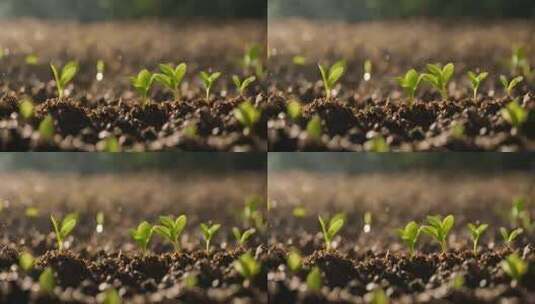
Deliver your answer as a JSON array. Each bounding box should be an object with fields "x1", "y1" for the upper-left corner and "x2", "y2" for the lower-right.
[
  {"x1": 199, "y1": 71, "x2": 221, "y2": 101},
  {"x1": 501, "y1": 100, "x2": 528, "y2": 128},
  {"x1": 287, "y1": 100, "x2": 302, "y2": 120},
  {"x1": 102, "y1": 288, "x2": 121, "y2": 304},
  {"x1": 501, "y1": 253, "x2": 528, "y2": 282},
  {"x1": 234, "y1": 100, "x2": 261, "y2": 131},
  {"x1": 131, "y1": 69, "x2": 156, "y2": 107},
  {"x1": 234, "y1": 251, "x2": 261, "y2": 280},
  {"x1": 422, "y1": 63, "x2": 454, "y2": 99},
  {"x1": 467, "y1": 223, "x2": 488, "y2": 256},
  {"x1": 19, "y1": 99, "x2": 34, "y2": 120},
  {"x1": 232, "y1": 227, "x2": 256, "y2": 246},
  {"x1": 96, "y1": 59, "x2": 105, "y2": 81},
  {"x1": 500, "y1": 75, "x2": 524, "y2": 97},
  {"x1": 242, "y1": 44, "x2": 264, "y2": 78},
  {"x1": 306, "y1": 115, "x2": 322, "y2": 141},
  {"x1": 232, "y1": 75, "x2": 256, "y2": 96},
  {"x1": 396, "y1": 69, "x2": 424, "y2": 106},
  {"x1": 39, "y1": 267, "x2": 56, "y2": 294},
  {"x1": 38, "y1": 115, "x2": 55, "y2": 141},
  {"x1": 511, "y1": 46, "x2": 531, "y2": 78},
  {"x1": 306, "y1": 267, "x2": 322, "y2": 291},
  {"x1": 421, "y1": 215, "x2": 454, "y2": 254},
  {"x1": 318, "y1": 214, "x2": 345, "y2": 250},
  {"x1": 19, "y1": 252, "x2": 35, "y2": 271},
  {"x1": 130, "y1": 221, "x2": 154, "y2": 255},
  {"x1": 287, "y1": 250, "x2": 303, "y2": 272},
  {"x1": 318, "y1": 60, "x2": 345, "y2": 99},
  {"x1": 154, "y1": 215, "x2": 187, "y2": 251},
  {"x1": 200, "y1": 223, "x2": 221, "y2": 253},
  {"x1": 96, "y1": 212, "x2": 104, "y2": 233},
  {"x1": 511, "y1": 197, "x2": 533, "y2": 231},
  {"x1": 397, "y1": 221, "x2": 421, "y2": 257},
  {"x1": 242, "y1": 196, "x2": 265, "y2": 231},
  {"x1": 50, "y1": 61, "x2": 78, "y2": 99},
  {"x1": 363, "y1": 59, "x2": 373, "y2": 81},
  {"x1": 500, "y1": 227, "x2": 523, "y2": 248},
  {"x1": 50, "y1": 213, "x2": 77, "y2": 251},
  {"x1": 467, "y1": 71, "x2": 488, "y2": 100},
  {"x1": 154, "y1": 63, "x2": 187, "y2": 100},
  {"x1": 363, "y1": 212, "x2": 372, "y2": 233}
]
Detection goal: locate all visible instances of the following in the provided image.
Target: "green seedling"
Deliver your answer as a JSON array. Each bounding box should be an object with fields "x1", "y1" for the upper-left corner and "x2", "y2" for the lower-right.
[
  {"x1": 511, "y1": 46, "x2": 531, "y2": 78},
  {"x1": 234, "y1": 100, "x2": 261, "y2": 131},
  {"x1": 96, "y1": 60, "x2": 105, "y2": 81},
  {"x1": 397, "y1": 221, "x2": 421, "y2": 257},
  {"x1": 287, "y1": 100, "x2": 302, "y2": 120},
  {"x1": 232, "y1": 75, "x2": 256, "y2": 96},
  {"x1": 154, "y1": 215, "x2": 187, "y2": 251},
  {"x1": 500, "y1": 75, "x2": 524, "y2": 97},
  {"x1": 501, "y1": 253, "x2": 528, "y2": 282},
  {"x1": 154, "y1": 63, "x2": 187, "y2": 100},
  {"x1": 50, "y1": 213, "x2": 77, "y2": 251},
  {"x1": 199, "y1": 71, "x2": 221, "y2": 101},
  {"x1": 242, "y1": 44, "x2": 264, "y2": 78},
  {"x1": 318, "y1": 60, "x2": 345, "y2": 99},
  {"x1": 200, "y1": 223, "x2": 221, "y2": 253},
  {"x1": 318, "y1": 214, "x2": 345, "y2": 250},
  {"x1": 363, "y1": 59, "x2": 373, "y2": 81},
  {"x1": 50, "y1": 61, "x2": 78, "y2": 99},
  {"x1": 396, "y1": 69, "x2": 424, "y2": 106},
  {"x1": 38, "y1": 115, "x2": 55, "y2": 141},
  {"x1": 421, "y1": 215, "x2": 454, "y2": 254},
  {"x1": 19, "y1": 98, "x2": 34, "y2": 120},
  {"x1": 306, "y1": 267, "x2": 322, "y2": 292},
  {"x1": 242, "y1": 195, "x2": 265, "y2": 231},
  {"x1": 467, "y1": 71, "x2": 488, "y2": 100},
  {"x1": 102, "y1": 288, "x2": 121, "y2": 304},
  {"x1": 306, "y1": 115, "x2": 322, "y2": 141},
  {"x1": 130, "y1": 221, "x2": 154, "y2": 255},
  {"x1": 232, "y1": 227, "x2": 256, "y2": 246},
  {"x1": 96, "y1": 212, "x2": 104, "y2": 233},
  {"x1": 467, "y1": 223, "x2": 488, "y2": 256},
  {"x1": 422, "y1": 63, "x2": 454, "y2": 99},
  {"x1": 234, "y1": 251, "x2": 261, "y2": 280},
  {"x1": 511, "y1": 197, "x2": 533, "y2": 231},
  {"x1": 131, "y1": 69, "x2": 156, "y2": 107},
  {"x1": 363, "y1": 212, "x2": 373, "y2": 233},
  {"x1": 19, "y1": 252, "x2": 35, "y2": 271},
  {"x1": 287, "y1": 250, "x2": 303, "y2": 272},
  {"x1": 500, "y1": 227, "x2": 523, "y2": 248},
  {"x1": 501, "y1": 100, "x2": 528, "y2": 128},
  {"x1": 39, "y1": 267, "x2": 56, "y2": 294}
]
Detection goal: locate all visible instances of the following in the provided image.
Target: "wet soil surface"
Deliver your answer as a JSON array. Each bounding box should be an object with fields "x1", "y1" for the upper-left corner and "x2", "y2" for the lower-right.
[
  {"x1": 0, "y1": 172, "x2": 267, "y2": 303},
  {"x1": 267, "y1": 172, "x2": 535, "y2": 303},
  {"x1": 0, "y1": 19, "x2": 267, "y2": 151},
  {"x1": 267, "y1": 19, "x2": 535, "y2": 151}
]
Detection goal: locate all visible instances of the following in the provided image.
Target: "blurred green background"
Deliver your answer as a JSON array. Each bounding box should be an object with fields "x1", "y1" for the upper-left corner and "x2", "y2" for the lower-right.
[
  {"x1": 0, "y1": 153, "x2": 266, "y2": 174},
  {"x1": 0, "y1": 0, "x2": 266, "y2": 20},
  {"x1": 269, "y1": 0, "x2": 535, "y2": 20}
]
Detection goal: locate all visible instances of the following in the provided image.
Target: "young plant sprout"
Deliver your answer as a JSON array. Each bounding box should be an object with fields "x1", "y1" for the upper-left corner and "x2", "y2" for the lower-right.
[
  {"x1": 396, "y1": 69, "x2": 424, "y2": 106},
  {"x1": 287, "y1": 100, "x2": 302, "y2": 120},
  {"x1": 501, "y1": 253, "x2": 528, "y2": 282},
  {"x1": 234, "y1": 251, "x2": 261, "y2": 280},
  {"x1": 234, "y1": 100, "x2": 261, "y2": 131},
  {"x1": 50, "y1": 213, "x2": 77, "y2": 251},
  {"x1": 287, "y1": 250, "x2": 303, "y2": 272},
  {"x1": 397, "y1": 221, "x2": 421, "y2": 258},
  {"x1": 363, "y1": 59, "x2": 373, "y2": 81},
  {"x1": 318, "y1": 214, "x2": 345, "y2": 250},
  {"x1": 422, "y1": 63, "x2": 455, "y2": 99},
  {"x1": 39, "y1": 267, "x2": 56, "y2": 295},
  {"x1": 318, "y1": 60, "x2": 345, "y2": 99},
  {"x1": 19, "y1": 99, "x2": 34, "y2": 120},
  {"x1": 511, "y1": 197, "x2": 533, "y2": 232},
  {"x1": 200, "y1": 223, "x2": 221, "y2": 253},
  {"x1": 96, "y1": 59, "x2": 105, "y2": 81},
  {"x1": 467, "y1": 223, "x2": 488, "y2": 256},
  {"x1": 154, "y1": 63, "x2": 187, "y2": 100},
  {"x1": 500, "y1": 75, "x2": 524, "y2": 97},
  {"x1": 154, "y1": 215, "x2": 187, "y2": 251},
  {"x1": 242, "y1": 195, "x2": 265, "y2": 231},
  {"x1": 306, "y1": 267, "x2": 322, "y2": 291},
  {"x1": 232, "y1": 227, "x2": 256, "y2": 246},
  {"x1": 96, "y1": 212, "x2": 104, "y2": 233},
  {"x1": 500, "y1": 227, "x2": 523, "y2": 248},
  {"x1": 467, "y1": 71, "x2": 488, "y2": 100},
  {"x1": 306, "y1": 115, "x2": 322, "y2": 141},
  {"x1": 242, "y1": 44, "x2": 264, "y2": 78},
  {"x1": 232, "y1": 75, "x2": 256, "y2": 96},
  {"x1": 131, "y1": 69, "x2": 156, "y2": 107},
  {"x1": 38, "y1": 115, "x2": 55, "y2": 141},
  {"x1": 130, "y1": 221, "x2": 154, "y2": 255},
  {"x1": 501, "y1": 100, "x2": 528, "y2": 129},
  {"x1": 50, "y1": 61, "x2": 78, "y2": 99},
  {"x1": 421, "y1": 215, "x2": 454, "y2": 254},
  {"x1": 19, "y1": 252, "x2": 35, "y2": 271},
  {"x1": 199, "y1": 71, "x2": 221, "y2": 101},
  {"x1": 511, "y1": 46, "x2": 531, "y2": 77}
]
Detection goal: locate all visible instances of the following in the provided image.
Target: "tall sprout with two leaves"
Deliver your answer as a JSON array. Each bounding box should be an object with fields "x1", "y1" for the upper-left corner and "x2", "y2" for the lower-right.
[
  {"x1": 200, "y1": 223, "x2": 221, "y2": 253},
  {"x1": 50, "y1": 213, "x2": 78, "y2": 251},
  {"x1": 467, "y1": 223, "x2": 488, "y2": 256},
  {"x1": 422, "y1": 63, "x2": 455, "y2": 100},
  {"x1": 131, "y1": 70, "x2": 156, "y2": 107},
  {"x1": 199, "y1": 71, "x2": 221, "y2": 101},
  {"x1": 318, "y1": 214, "x2": 345, "y2": 250},
  {"x1": 154, "y1": 63, "x2": 187, "y2": 100},
  {"x1": 130, "y1": 221, "x2": 154, "y2": 255},
  {"x1": 421, "y1": 215, "x2": 454, "y2": 254},
  {"x1": 153, "y1": 215, "x2": 187, "y2": 251},
  {"x1": 232, "y1": 75, "x2": 256, "y2": 96},
  {"x1": 233, "y1": 227, "x2": 256, "y2": 246},
  {"x1": 500, "y1": 75, "x2": 524, "y2": 97},
  {"x1": 50, "y1": 61, "x2": 79, "y2": 99},
  {"x1": 397, "y1": 221, "x2": 421, "y2": 258},
  {"x1": 318, "y1": 60, "x2": 345, "y2": 100},
  {"x1": 397, "y1": 69, "x2": 424, "y2": 106},
  {"x1": 467, "y1": 71, "x2": 488, "y2": 100}
]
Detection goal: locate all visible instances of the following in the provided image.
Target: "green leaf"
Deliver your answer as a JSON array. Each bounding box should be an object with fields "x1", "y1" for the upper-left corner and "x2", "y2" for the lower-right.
[
  {"x1": 39, "y1": 267, "x2": 56, "y2": 294},
  {"x1": 38, "y1": 115, "x2": 55, "y2": 141},
  {"x1": 501, "y1": 100, "x2": 528, "y2": 127},
  {"x1": 103, "y1": 288, "x2": 121, "y2": 304},
  {"x1": 306, "y1": 115, "x2": 322, "y2": 140},
  {"x1": 327, "y1": 218, "x2": 344, "y2": 238},
  {"x1": 287, "y1": 100, "x2": 302, "y2": 120},
  {"x1": 287, "y1": 250, "x2": 302, "y2": 272},
  {"x1": 19, "y1": 99, "x2": 34, "y2": 120},
  {"x1": 306, "y1": 267, "x2": 322, "y2": 291},
  {"x1": 19, "y1": 252, "x2": 35, "y2": 271},
  {"x1": 60, "y1": 61, "x2": 79, "y2": 86}
]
